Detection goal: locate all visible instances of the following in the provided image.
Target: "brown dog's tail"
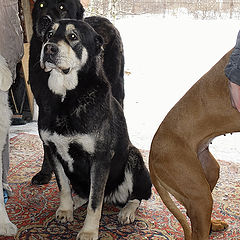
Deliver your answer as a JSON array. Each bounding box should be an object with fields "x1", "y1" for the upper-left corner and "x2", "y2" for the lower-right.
[{"x1": 151, "y1": 171, "x2": 191, "y2": 240}]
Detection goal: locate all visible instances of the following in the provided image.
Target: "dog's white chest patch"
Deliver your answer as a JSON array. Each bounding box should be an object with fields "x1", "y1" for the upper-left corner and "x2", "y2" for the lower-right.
[
  {"x1": 48, "y1": 69, "x2": 78, "y2": 100},
  {"x1": 40, "y1": 130, "x2": 95, "y2": 172}
]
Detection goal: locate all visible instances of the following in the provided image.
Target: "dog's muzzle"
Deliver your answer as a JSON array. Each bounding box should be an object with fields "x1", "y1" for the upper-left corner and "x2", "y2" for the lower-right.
[
  {"x1": 36, "y1": 15, "x2": 53, "y2": 39},
  {"x1": 41, "y1": 43, "x2": 70, "y2": 74},
  {"x1": 43, "y1": 43, "x2": 58, "y2": 64}
]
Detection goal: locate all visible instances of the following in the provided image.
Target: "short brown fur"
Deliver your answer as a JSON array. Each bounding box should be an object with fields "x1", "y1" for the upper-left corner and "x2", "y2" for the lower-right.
[{"x1": 149, "y1": 49, "x2": 236, "y2": 240}]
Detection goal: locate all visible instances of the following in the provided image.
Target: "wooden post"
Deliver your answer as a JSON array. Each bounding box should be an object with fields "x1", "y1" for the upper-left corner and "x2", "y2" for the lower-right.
[
  {"x1": 20, "y1": 0, "x2": 34, "y2": 118},
  {"x1": 21, "y1": 43, "x2": 34, "y2": 117},
  {"x1": 21, "y1": 0, "x2": 33, "y2": 43}
]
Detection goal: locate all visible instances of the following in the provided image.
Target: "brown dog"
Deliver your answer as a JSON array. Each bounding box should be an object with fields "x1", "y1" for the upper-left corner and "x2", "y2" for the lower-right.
[{"x1": 149, "y1": 49, "x2": 238, "y2": 240}]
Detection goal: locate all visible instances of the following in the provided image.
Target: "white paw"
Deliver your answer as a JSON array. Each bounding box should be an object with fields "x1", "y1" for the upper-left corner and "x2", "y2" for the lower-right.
[
  {"x1": 56, "y1": 208, "x2": 73, "y2": 223},
  {"x1": 0, "y1": 220, "x2": 18, "y2": 236},
  {"x1": 118, "y1": 207, "x2": 136, "y2": 224},
  {"x1": 118, "y1": 199, "x2": 140, "y2": 225},
  {"x1": 76, "y1": 229, "x2": 98, "y2": 240}
]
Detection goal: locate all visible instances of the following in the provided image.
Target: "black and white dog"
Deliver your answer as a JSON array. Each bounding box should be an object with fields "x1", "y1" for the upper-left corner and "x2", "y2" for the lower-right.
[
  {"x1": 38, "y1": 19, "x2": 152, "y2": 239},
  {"x1": 30, "y1": 0, "x2": 125, "y2": 185}
]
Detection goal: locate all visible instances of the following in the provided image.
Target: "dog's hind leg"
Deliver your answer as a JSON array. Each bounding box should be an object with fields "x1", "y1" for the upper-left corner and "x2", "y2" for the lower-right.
[
  {"x1": 198, "y1": 147, "x2": 220, "y2": 192},
  {"x1": 150, "y1": 139, "x2": 214, "y2": 240},
  {"x1": 127, "y1": 145, "x2": 152, "y2": 200},
  {"x1": 73, "y1": 195, "x2": 88, "y2": 210},
  {"x1": 118, "y1": 145, "x2": 152, "y2": 225},
  {"x1": 198, "y1": 147, "x2": 228, "y2": 232}
]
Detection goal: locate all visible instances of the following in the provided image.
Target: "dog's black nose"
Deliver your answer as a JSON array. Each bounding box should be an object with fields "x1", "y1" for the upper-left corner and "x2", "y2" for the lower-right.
[
  {"x1": 44, "y1": 43, "x2": 58, "y2": 56},
  {"x1": 40, "y1": 15, "x2": 52, "y2": 26},
  {"x1": 37, "y1": 15, "x2": 53, "y2": 38},
  {"x1": 43, "y1": 43, "x2": 58, "y2": 64}
]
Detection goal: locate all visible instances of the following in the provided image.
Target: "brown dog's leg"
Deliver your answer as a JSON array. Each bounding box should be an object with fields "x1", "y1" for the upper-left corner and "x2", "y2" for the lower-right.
[
  {"x1": 198, "y1": 147, "x2": 220, "y2": 191},
  {"x1": 198, "y1": 148, "x2": 228, "y2": 232},
  {"x1": 150, "y1": 139, "x2": 213, "y2": 240},
  {"x1": 187, "y1": 193, "x2": 212, "y2": 240}
]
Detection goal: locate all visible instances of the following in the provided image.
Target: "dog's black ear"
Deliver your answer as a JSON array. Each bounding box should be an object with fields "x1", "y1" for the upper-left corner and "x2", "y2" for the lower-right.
[
  {"x1": 76, "y1": 1, "x2": 85, "y2": 20},
  {"x1": 95, "y1": 35, "x2": 104, "y2": 55},
  {"x1": 36, "y1": 15, "x2": 53, "y2": 40}
]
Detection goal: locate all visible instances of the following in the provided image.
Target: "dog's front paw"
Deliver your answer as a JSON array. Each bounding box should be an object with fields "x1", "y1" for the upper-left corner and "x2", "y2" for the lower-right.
[
  {"x1": 56, "y1": 208, "x2": 73, "y2": 223},
  {"x1": 0, "y1": 220, "x2": 18, "y2": 236},
  {"x1": 76, "y1": 229, "x2": 98, "y2": 240}
]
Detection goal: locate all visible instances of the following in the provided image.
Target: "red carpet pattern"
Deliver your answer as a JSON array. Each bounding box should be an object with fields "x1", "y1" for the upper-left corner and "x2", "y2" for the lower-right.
[{"x1": 0, "y1": 133, "x2": 239, "y2": 239}]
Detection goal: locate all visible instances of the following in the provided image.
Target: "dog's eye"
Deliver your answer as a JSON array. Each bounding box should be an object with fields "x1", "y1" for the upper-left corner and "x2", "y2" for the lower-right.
[
  {"x1": 39, "y1": 2, "x2": 45, "y2": 8},
  {"x1": 59, "y1": 4, "x2": 65, "y2": 10},
  {"x1": 68, "y1": 33, "x2": 78, "y2": 41},
  {"x1": 47, "y1": 31, "x2": 53, "y2": 39}
]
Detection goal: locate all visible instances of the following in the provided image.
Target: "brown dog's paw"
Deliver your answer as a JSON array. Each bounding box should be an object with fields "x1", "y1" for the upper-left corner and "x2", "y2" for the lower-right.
[{"x1": 211, "y1": 219, "x2": 228, "y2": 232}]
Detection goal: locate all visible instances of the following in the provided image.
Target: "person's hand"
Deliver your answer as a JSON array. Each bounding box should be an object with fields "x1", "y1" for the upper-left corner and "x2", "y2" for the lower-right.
[{"x1": 229, "y1": 81, "x2": 240, "y2": 112}]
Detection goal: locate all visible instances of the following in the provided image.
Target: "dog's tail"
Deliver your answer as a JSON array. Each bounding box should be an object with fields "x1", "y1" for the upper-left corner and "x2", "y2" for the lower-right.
[{"x1": 150, "y1": 169, "x2": 191, "y2": 240}]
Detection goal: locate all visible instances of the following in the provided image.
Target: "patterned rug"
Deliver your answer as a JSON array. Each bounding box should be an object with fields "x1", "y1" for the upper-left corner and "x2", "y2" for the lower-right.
[{"x1": 0, "y1": 133, "x2": 240, "y2": 240}]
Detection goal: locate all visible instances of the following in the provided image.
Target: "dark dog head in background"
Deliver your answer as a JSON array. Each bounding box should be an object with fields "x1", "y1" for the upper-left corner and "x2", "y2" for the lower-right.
[{"x1": 32, "y1": 0, "x2": 85, "y2": 38}]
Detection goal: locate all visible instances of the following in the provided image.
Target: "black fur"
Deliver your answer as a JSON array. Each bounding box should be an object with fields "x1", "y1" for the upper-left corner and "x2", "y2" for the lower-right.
[
  {"x1": 38, "y1": 19, "x2": 151, "y2": 228},
  {"x1": 30, "y1": 0, "x2": 125, "y2": 185}
]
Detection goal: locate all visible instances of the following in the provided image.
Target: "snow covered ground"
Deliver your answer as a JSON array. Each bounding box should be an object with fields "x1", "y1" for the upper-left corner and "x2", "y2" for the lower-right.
[
  {"x1": 115, "y1": 14, "x2": 240, "y2": 163},
  {"x1": 10, "y1": 14, "x2": 240, "y2": 163}
]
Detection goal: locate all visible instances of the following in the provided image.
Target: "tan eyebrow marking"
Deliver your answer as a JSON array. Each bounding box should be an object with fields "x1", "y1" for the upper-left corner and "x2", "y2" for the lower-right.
[
  {"x1": 52, "y1": 23, "x2": 60, "y2": 31},
  {"x1": 66, "y1": 24, "x2": 76, "y2": 32}
]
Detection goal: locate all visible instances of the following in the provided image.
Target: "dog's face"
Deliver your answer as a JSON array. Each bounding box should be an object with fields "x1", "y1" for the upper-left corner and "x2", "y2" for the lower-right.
[
  {"x1": 32, "y1": 0, "x2": 84, "y2": 37},
  {"x1": 40, "y1": 19, "x2": 103, "y2": 74},
  {"x1": 40, "y1": 20, "x2": 103, "y2": 97}
]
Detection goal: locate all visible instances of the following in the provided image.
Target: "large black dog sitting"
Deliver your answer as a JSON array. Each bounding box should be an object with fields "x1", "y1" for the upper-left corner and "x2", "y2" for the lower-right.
[
  {"x1": 30, "y1": 0, "x2": 125, "y2": 185},
  {"x1": 38, "y1": 19, "x2": 151, "y2": 240}
]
